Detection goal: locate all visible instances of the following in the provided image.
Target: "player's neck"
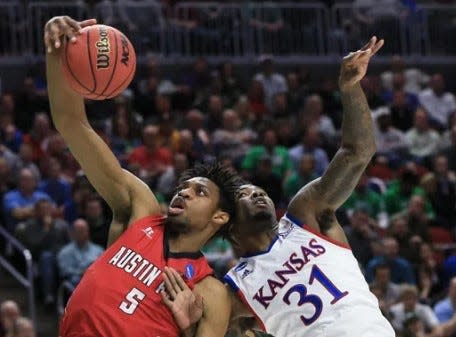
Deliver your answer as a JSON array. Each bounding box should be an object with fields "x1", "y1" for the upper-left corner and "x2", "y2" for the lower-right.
[
  {"x1": 167, "y1": 230, "x2": 208, "y2": 253},
  {"x1": 238, "y1": 230, "x2": 276, "y2": 256}
]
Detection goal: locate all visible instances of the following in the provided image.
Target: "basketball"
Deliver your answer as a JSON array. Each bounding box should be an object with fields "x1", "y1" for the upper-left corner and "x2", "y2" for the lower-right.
[{"x1": 61, "y1": 24, "x2": 136, "y2": 100}]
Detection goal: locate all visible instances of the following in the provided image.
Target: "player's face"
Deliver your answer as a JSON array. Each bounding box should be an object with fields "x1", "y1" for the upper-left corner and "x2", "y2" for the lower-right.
[
  {"x1": 166, "y1": 177, "x2": 225, "y2": 234},
  {"x1": 232, "y1": 184, "x2": 276, "y2": 236}
]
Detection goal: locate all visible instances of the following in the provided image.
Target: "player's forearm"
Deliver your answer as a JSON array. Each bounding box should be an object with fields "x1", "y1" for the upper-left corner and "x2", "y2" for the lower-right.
[
  {"x1": 46, "y1": 52, "x2": 89, "y2": 131},
  {"x1": 340, "y1": 83, "x2": 376, "y2": 159}
]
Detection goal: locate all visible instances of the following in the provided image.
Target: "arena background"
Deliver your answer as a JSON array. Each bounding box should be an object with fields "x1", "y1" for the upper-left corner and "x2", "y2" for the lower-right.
[{"x1": 1, "y1": 1, "x2": 456, "y2": 336}]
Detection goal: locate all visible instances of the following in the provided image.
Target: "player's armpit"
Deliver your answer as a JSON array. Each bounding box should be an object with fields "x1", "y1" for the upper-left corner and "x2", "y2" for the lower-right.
[{"x1": 193, "y1": 277, "x2": 231, "y2": 337}]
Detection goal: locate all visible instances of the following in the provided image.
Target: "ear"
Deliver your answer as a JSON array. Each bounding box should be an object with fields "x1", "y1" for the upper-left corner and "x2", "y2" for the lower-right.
[{"x1": 211, "y1": 209, "x2": 229, "y2": 228}]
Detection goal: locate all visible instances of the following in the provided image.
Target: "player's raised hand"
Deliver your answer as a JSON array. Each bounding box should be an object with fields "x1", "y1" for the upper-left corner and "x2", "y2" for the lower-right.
[
  {"x1": 339, "y1": 36, "x2": 384, "y2": 91},
  {"x1": 160, "y1": 267, "x2": 203, "y2": 331},
  {"x1": 44, "y1": 16, "x2": 97, "y2": 54}
]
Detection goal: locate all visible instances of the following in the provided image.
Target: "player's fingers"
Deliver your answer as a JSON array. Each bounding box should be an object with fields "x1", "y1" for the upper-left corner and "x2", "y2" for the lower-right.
[
  {"x1": 343, "y1": 50, "x2": 363, "y2": 64},
  {"x1": 360, "y1": 36, "x2": 376, "y2": 51},
  {"x1": 62, "y1": 24, "x2": 77, "y2": 44},
  {"x1": 80, "y1": 18, "x2": 97, "y2": 28},
  {"x1": 49, "y1": 23, "x2": 62, "y2": 49},
  {"x1": 370, "y1": 39, "x2": 384, "y2": 56},
  {"x1": 44, "y1": 31, "x2": 53, "y2": 53},
  {"x1": 163, "y1": 271, "x2": 177, "y2": 299},
  {"x1": 166, "y1": 267, "x2": 183, "y2": 292},
  {"x1": 159, "y1": 290, "x2": 173, "y2": 307},
  {"x1": 171, "y1": 268, "x2": 188, "y2": 290}
]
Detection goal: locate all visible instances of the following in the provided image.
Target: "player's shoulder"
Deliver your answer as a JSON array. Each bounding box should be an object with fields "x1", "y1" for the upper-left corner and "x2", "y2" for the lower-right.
[{"x1": 194, "y1": 275, "x2": 228, "y2": 298}]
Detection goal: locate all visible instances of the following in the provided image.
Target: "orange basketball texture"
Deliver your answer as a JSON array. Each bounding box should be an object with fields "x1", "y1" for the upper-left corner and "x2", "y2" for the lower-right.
[{"x1": 61, "y1": 24, "x2": 136, "y2": 100}]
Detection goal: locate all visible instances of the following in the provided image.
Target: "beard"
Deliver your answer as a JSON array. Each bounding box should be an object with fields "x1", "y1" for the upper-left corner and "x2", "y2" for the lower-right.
[
  {"x1": 164, "y1": 215, "x2": 192, "y2": 238},
  {"x1": 248, "y1": 210, "x2": 275, "y2": 232}
]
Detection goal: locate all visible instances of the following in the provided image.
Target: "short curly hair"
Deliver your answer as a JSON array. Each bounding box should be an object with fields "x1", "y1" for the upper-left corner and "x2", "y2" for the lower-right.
[{"x1": 178, "y1": 162, "x2": 244, "y2": 237}]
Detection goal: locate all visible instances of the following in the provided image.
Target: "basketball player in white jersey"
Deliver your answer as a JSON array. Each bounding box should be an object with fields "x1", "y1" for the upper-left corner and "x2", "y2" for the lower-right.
[{"x1": 161, "y1": 36, "x2": 396, "y2": 337}]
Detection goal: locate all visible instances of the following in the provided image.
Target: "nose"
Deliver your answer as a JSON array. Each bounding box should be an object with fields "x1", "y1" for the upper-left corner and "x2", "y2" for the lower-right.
[
  {"x1": 178, "y1": 188, "x2": 192, "y2": 199},
  {"x1": 252, "y1": 190, "x2": 265, "y2": 198}
]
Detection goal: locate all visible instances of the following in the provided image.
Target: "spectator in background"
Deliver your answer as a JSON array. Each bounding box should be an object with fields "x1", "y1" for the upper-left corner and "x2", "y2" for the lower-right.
[
  {"x1": 381, "y1": 55, "x2": 430, "y2": 95},
  {"x1": 390, "y1": 285, "x2": 440, "y2": 333},
  {"x1": 417, "y1": 243, "x2": 443, "y2": 304},
  {"x1": 405, "y1": 108, "x2": 441, "y2": 164},
  {"x1": 22, "y1": 113, "x2": 54, "y2": 162},
  {"x1": 418, "y1": 74, "x2": 456, "y2": 130},
  {"x1": 83, "y1": 196, "x2": 109, "y2": 248},
  {"x1": 156, "y1": 153, "x2": 189, "y2": 202},
  {"x1": 344, "y1": 205, "x2": 378, "y2": 267},
  {"x1": 247, "y1": 80, "x2": 267, "y2": 120},
  {"x1": 299, "y1": 94, "x2": 337, "y2": 144},
  {"x1": 38, "y1": 157, "x2": 71, "y2": 210},
  {"x1": 400, "y1": 195, "x2": 431, "y2": 241},
  {"x1": 369, "y1": 263, "x2": 401, "y2": 310},
  {"x1": 44, "y1": 134, "x2": 80, "y2": 180},
  {"x1": 219, "y1": 62, "x2": 242, "y2": 107},
  {"x1": 9, "y1": 316, "x2": 36, "y2": 337},
  {"x1": 384, "y1": 164, "x2": 434, "y2": 217},
  {"x1": 382, "y1": 72, "x2": 419, "y2": 112},
  {"x1": 289, "y1": 123, "x2": 329, "y2": 175},
  {"x1": 0, "y1": 143, "x2": 19, "y2": 172},
  {"x1": 286, "y1": 72, "x2": 307, "y2": 114},
  {"x1": 365, "y1": 236, "x2": 416, "y2": 284},
  {"x1": 63, "y1": 175, "x2": 93, "y2": 224},
  {"x1": 388, "y1": 213, "x2": 422, "y2": 265},
  {"x1": 0, "y1": 301, "x2": 20, "y2": 337},
  {"x1": 57, "y1": 218, "x2": 104, "y2": 288},
  {"x1": 250, "y1": 154, "x2": 284, "y2": 206},
  {"x1": 390, "y1": 90, "x2": 417, "y2": 132},
  {"x1": 205, "y1": 94, "x2": 225, "y2": 133},
  {"x1": 434, "y1": 277, "x2": 456, "y2": 323},
  {"x1": 241, "y1": 127, "x2": 292, "y2": 180},
  {"x1": 212, "y1": 109, "x2": 256, "y2": 163},
  {"x1": 253, "y1": 56, "x2": 287, "y2": 111},
  {"x1": 374, "y1": 106, "x2": 407, "y2": 165},
  {"x1": 343, "y1": 172, "x2": 386, "y2": 221},
  {"x1": 128, "y1": 124, "x2": 172, "y2": 182},
  {"x1": 284, "y1": 154, "x2": 318, "y2": 202},
  {"x1": 421, "y1": 155, "x2": 456, "y2": 228},
  {"x1": 3, "y1": 168, "x2": 52, "y2": 231},
  {"x1": 15, "y1": 199, "x2": 69, "y2": 306},
  {"x1": 13, "y1": 143, "x2": 41, "y2": 182}
]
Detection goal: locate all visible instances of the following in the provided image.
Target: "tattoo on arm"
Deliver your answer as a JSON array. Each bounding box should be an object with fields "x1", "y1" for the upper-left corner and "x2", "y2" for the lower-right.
[{"x1": 315, "y1": 82, "x2": 376, "y2": 209}]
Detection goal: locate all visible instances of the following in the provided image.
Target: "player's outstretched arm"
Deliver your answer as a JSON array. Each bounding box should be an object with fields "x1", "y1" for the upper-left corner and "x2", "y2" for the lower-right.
[
  {"x1": 45, "y1": 16, "x2": 160, "y2": 225},
  {"x1": 288, "y1": 37, "x2": 383, "y2": 238}
]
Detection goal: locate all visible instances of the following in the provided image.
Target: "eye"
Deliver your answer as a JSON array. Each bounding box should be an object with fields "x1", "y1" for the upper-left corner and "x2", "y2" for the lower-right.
[
  {"x1": 196, "y1": 187, "x2": 207, "y2": 196},
  {"x1": 238, "y1": 191, "x2": 248, "y2": 198}
]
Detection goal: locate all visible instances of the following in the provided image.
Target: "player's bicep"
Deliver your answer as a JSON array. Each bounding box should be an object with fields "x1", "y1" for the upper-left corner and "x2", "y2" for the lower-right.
[
  {"x1": 123, "y1": 170, "x2": 161, "y2": 220},
  {"x1": 194, "y1": 281, "x2": 231, "y2": 337}
]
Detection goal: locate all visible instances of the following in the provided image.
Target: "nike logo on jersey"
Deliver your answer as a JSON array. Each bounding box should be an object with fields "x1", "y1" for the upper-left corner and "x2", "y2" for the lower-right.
[
  {"x1": 253, "y1": 238, "x2": 326, "y2": 309},
  {"x1": 142, "y1": 227, "x2": 154, "y2": 238}
]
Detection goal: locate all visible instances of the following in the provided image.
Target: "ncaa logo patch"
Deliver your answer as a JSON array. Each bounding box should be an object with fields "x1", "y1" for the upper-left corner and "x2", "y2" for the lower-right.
[
  {"x1": 234, "y1": 261, "x2": 248, "y2": 272},
  {"x1": 185, "y1": 264, "x2": 195, "y2": 279}
]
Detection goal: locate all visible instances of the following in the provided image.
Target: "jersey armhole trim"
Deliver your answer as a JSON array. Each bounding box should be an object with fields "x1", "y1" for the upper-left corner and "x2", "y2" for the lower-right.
[
  {"x1": 223, "y1": 274, "x2": 239, "y2": 292},
  {"x1": 130, "y1": 214, "x2": 166, "y2": 229},
  {"x1": 236, "y1": 289, "x2": 267, "y2": 332},
  {"x1": 285, "y1": 212, "x2": 352, "y2": 250}
]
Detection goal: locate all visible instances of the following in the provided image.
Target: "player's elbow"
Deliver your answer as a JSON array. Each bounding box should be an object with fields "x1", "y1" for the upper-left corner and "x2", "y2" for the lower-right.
[{"x1": 343, "y1": 142, "x2": 376, "y2": 164}]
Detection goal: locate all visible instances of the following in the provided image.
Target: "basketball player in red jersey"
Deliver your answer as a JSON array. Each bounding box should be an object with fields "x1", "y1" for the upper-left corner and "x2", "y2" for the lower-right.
[{"x1": 45, "y1": 16, "x2": 243, "y2": 337}]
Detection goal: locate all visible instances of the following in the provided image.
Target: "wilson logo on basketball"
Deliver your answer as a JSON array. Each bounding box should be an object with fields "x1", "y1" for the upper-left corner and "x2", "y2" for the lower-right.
[
  {"x1": 95, "y1": 26, "x2": 110, "y2": 70},
  {"x1": 120, "y1": 34, "x2": 130, "y2": 66}
]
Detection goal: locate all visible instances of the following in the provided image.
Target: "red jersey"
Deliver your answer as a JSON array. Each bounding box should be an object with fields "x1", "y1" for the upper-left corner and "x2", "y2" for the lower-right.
[{"x1": 59, "y1": 215, "x2": 213, "y2": 337}]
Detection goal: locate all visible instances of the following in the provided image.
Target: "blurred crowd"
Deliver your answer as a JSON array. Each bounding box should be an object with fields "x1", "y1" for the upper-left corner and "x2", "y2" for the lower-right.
[{"x1": 2, "y1": 51, "x2": 456, "y2": 336}]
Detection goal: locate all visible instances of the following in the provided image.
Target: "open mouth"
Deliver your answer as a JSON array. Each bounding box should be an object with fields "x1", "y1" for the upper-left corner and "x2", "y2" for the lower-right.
[
  {"x1": 168, "y1": 197, "x2": 186, "y2": 216},
  {"x1": 253, "y1": 198, "x2": 268, "y2": 208}
]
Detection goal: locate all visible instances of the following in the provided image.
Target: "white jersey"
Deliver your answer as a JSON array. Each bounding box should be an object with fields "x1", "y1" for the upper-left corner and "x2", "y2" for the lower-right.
[{"x1": 224, "y1": 214, "x2": 395, "y2": 337}]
